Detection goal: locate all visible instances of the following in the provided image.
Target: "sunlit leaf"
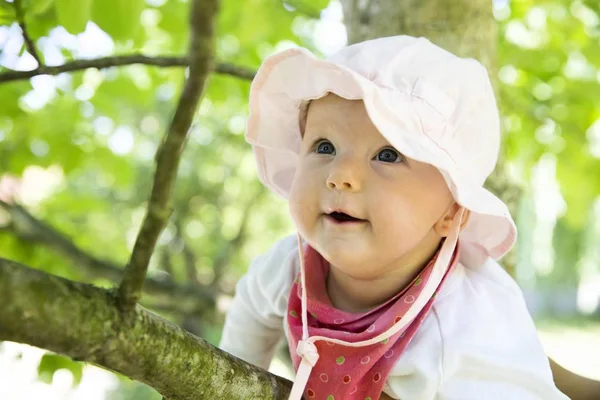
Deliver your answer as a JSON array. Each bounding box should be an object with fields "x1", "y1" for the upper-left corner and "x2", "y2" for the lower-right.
[
  {"x1": 0, "y1": 0, "x2": 16, "y2": 25},
  {"x1": 29, "y1": 0, "x2": 55, "y2": 15},
  {"x1": 55, "y1": 0, "x2": 92, "y2": 34},
  {"x1": 38, "y1": 353, "x2": 84, "y2": 385},
  {"x1": 91, "y1": 0, "x2": 145, "y2": 42}
]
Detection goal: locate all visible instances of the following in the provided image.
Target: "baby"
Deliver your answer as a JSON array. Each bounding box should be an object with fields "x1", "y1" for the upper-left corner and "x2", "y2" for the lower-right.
[{"x1": 219, "y1": 36, "x2": 568, "y2": 399}]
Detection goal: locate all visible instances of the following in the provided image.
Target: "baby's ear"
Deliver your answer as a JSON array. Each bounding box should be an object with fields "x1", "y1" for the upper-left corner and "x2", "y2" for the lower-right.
[{"x1": 434, "y1": 203, "x2": 471, "y2": 238}]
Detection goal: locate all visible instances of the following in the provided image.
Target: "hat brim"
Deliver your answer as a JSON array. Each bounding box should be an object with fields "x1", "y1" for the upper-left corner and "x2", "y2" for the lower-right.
[{"x1": 247, "y1": 48, "x2": 516, "y2": 261}]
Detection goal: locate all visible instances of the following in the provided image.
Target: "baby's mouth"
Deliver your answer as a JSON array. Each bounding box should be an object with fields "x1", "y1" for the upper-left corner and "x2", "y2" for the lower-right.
[{"x1": 326, "y1": 211, "x2": 365, "y2": 224}]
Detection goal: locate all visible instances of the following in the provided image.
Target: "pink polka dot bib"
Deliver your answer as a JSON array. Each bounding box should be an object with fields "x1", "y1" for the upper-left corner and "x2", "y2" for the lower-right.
[{"x1": 287, "y1": 243, "x2": 459, "y2": 400}]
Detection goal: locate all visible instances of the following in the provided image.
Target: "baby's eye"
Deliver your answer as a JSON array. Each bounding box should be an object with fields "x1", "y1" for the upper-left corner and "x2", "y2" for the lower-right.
[
  {"x1": 315, "y1": 140, "x2": 336, "y2": 155},
  {"x1": 376, "y1": 148, "x2": 403, "y2": 163}
]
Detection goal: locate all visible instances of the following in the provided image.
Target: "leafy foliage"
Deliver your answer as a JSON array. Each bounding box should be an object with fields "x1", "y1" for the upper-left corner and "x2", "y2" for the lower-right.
[
  {"x1": 499, "y1": 1, "x2": 600, "y2": 230},
  {"x1": 0, "y1": 0, "x2": 598, "y2": 395}
]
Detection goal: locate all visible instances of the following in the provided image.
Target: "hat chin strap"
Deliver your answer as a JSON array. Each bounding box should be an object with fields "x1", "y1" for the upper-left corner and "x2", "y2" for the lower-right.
[{"x1": 288, "y1": 208, "x2": 465, "y2": 400}]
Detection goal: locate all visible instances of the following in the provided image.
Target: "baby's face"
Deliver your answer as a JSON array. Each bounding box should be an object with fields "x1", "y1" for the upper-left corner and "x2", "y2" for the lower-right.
[{"x1": 288, "y1": 93, "x2": 454, "y2": 279}]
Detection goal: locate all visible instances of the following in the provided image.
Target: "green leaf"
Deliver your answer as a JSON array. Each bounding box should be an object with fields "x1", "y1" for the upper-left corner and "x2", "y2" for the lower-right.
[
  {"x1": 157, "y1": 0, "x2": 189, "y2": 53},
  {"x1": 0, "y1": 0, "x2": 16, "y2": 25},
  {"x1": 24, "y1": 10, "x2": 58, "y2": 38},
  {"x1": 91, "y1": 0, "x2": 145, "y2": 42},
  {"x1": 38, "y1": 353, "x2": 84, "y2": 385},
  {"x1": 55, "y1": 0, "x2": 92, "y2": 34},
  {"x1": 29, "y1": 0, "x2": 55, "y2": 15}
]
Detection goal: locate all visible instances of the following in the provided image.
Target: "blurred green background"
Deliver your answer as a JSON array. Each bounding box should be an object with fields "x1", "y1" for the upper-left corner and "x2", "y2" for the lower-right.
[{"x1": 0, "y1": 0, "x2": 599, "y2": 398}]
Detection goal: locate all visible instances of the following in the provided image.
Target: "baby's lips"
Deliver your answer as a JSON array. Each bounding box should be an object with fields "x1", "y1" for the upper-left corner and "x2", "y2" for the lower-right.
[
  {"x1": 326, "y1": 211, "x2": 367, "y2": 222},
  {"x1": 324, "y1": 207, "x2": 363, "y2": 220}
]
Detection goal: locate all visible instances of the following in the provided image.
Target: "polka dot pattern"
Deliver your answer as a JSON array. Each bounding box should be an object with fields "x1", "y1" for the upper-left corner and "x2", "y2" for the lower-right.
[{"x1": 287, "y1": 243, "x2": 460, "y2": 400}]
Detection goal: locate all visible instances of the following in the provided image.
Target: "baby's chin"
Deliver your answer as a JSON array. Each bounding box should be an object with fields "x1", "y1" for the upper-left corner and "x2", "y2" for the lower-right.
[{"x1": 313, "y1": 238, "x2": 376, "y2": 271}]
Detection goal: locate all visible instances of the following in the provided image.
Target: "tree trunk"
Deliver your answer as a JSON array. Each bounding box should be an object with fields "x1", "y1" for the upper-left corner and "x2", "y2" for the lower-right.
[{"x1": 343, "y1": 0, "x2": 496, "y2": 70}]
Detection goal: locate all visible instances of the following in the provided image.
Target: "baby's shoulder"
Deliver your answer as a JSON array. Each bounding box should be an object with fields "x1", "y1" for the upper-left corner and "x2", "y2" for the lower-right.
[
  {"x1": 387, "y1": 260, "x2": 565, "y2": 399},
  {"x1": 432, "y1": 258, "x2": 533, "y2": 337},
  {"x1": 251, "y1": 233, "x2": 301, "y2": 274},
  {"x1": 242, "y1": 233, "x2": 301, "y2": 296},
  {"x1": 430, "y1": 258, "x2": 552, "y2": 377}
]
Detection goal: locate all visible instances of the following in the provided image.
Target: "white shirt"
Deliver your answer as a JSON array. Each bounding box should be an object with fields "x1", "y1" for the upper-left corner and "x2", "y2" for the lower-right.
[{"x1": 219, "y1": 235, "x2": 568, "y2": 399}]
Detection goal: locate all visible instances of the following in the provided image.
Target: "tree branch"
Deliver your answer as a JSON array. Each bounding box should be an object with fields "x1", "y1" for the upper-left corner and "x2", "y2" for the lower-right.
[
  {"x1": 182, "y1": 236, "x2": 201, "y2": 285},
  {"x1": 215, "y1": 61, "x2": 257, "y2": 80},
  {"x1": 117, "y1": 0, "x2": 219, "y2": 309},
  {"x1": 13, "y1": 0, "x2": 42, "y2": 67},
  {"x1": 0, "y1": 199, "x2": 216, "y2": 313},
  {"x1": 0, "y1": 56, "x2": 255, "y2": 84},
  {"x1": 160, "y1": 248, "x2": 175, "y2": 278},
  {"x1": 0, "y1": 258, "x2": 292, "y2": 399}
]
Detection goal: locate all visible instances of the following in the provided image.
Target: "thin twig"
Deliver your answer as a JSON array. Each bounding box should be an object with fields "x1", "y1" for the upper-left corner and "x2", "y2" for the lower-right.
[
  {"x1": 13, "y1": 0, "x2": 42, "y2": 67},
  {"x1": 0, "y1": 55, "x2": 255, "y2": 84},
  {"x1": 212, "y1": 186, "x2": 265, "y2": 284},
  {"x1": 160, "y1": 248, "x2": 175, "y2": 278},
  {"x1": 213, "y1": 62, "x2": 256, "y2": 81},
  {"x1": 182, "y1": 238, "x2": 200, "y2": 286},
  {"x1": 0, "y1": 199, "x2": 216, "y2": 310},
  {"x1": 172, "y1": 218, "x2": 200, "y2": 285},
  {"x1": 117, "y1": 0, "x2": 219, "y2": 310}
]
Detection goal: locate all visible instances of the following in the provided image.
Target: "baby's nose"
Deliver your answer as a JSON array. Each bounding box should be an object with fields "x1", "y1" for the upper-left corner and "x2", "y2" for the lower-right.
[
  {"x1": 326, "y1": 160, "x2": 363, "y2": 191},
  {"x1": 327, "y1": 179, "x2": 353, "y2": 190}
]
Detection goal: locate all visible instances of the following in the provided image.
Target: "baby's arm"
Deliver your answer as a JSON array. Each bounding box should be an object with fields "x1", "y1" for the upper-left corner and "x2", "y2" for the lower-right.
[{"x1": 219, "y1": 235, "x2": 299, "y2": 369}]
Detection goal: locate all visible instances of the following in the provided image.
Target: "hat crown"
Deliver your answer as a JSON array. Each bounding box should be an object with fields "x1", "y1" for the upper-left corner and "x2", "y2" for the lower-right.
[{"x1": 327, "y1": 36, "x2": 501, "y2": 186}]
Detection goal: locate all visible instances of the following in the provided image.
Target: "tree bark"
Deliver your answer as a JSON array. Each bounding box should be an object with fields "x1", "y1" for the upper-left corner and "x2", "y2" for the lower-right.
[
  {"x1": 344, "y1": 0, "x2": 496, "y2": 69},
  {"x1": 0, "y1": 258, "x2": 292, "y2": 399}
]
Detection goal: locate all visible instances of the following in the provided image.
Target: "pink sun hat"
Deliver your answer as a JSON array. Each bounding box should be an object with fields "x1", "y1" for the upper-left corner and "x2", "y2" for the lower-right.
[{"x1": 246, "y1": 35, "x2": 517, "y2": 265}]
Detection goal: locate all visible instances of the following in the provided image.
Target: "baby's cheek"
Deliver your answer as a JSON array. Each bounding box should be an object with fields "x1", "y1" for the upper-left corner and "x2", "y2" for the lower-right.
[
  {"x1": 288, "y1": 190, "x2": 317, "y2": 236},
  {"x1": 374, "y1": 200, "x2": 432, "y2": 244}
]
